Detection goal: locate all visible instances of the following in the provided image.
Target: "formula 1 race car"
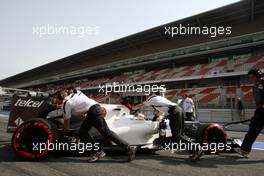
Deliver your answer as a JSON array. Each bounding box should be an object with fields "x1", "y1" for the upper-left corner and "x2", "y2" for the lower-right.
[{"x1": 7, "y1": 94, "x2": 240, "y2": 160}]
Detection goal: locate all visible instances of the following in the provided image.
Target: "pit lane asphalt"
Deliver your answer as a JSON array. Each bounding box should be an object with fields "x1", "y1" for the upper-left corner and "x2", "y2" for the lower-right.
[{"x1": 1, "y1": 117, "x2": 264, "y2": 176}]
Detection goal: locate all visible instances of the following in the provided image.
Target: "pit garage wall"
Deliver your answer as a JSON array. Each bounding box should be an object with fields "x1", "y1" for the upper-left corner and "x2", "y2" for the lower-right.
[
  {"x1": 197, "y1": 109, "x2": 264, "y2": 133},
  {"x1": 197, "y1": 108, "x2": 254, "y2": 123}
]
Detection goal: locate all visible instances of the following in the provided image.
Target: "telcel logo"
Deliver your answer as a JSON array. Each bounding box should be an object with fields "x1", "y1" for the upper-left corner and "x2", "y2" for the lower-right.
[{"x1": 14, "y1": 98, "x2": 44, "y2": 108}]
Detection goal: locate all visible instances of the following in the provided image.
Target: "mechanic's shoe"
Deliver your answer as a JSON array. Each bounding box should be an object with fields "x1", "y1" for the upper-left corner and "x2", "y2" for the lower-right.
[
  {"x1": 234, "y1": 148, "x2": 249, "y2": 158},
  {"x1": 127, "y1": 146, "x2": 137, "y2": 162},
  {"x1": 88, "y1": 150, "x2": 106, "y2": 162},
  {"x1": 189, "y1": 149, "x2": 203, "y2": 161}
]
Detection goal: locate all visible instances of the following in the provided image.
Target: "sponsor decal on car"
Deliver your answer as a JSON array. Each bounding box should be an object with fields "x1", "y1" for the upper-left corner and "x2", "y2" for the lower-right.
[{"x1": 14, "y1": 98, "x2": 44, "y2": 108}]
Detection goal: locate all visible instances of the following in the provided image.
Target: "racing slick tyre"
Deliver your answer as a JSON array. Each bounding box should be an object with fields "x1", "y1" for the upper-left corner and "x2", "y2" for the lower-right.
[
  {"x1": 11, "y1": 118, "x2": 58, "y2": 160},
  {"x1": 195, "y1": 123, "x2": 227, "y2": 153}
]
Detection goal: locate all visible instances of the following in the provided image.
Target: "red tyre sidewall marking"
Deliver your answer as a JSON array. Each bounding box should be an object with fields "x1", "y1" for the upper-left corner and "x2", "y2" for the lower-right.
[
  {"x1": 202, "y1": 124, "x2": 227, "y2": 153},
  {"x1": 12, "y1": 121, "x2": 53, "y2": 159}
]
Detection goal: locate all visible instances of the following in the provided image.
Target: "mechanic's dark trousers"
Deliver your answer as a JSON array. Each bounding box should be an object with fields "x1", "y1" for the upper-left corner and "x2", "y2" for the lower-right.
[
  {"x1": 168, "y1": 106, "x2": 193, "y2": 146},
  {"x1": 241, "y1": 108, "x2": 264, "y2": 153},
  {"x1": 185, "y1": 112, "x2": 194, "y2": 121},
  {"x1": 79, "y1": 104, "x2": 130, "y2": 153}
]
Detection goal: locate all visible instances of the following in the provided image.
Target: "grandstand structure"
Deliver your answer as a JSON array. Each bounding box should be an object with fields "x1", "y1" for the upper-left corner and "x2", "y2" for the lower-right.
[{"x1": 1, "y1": 0, "x2": 264, "y2": 119}]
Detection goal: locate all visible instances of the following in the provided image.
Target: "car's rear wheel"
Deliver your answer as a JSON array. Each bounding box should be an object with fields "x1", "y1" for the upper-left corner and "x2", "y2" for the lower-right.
[
  {"x1": 12, "y1": 118, "x2": 57, "y2": 160},
  {"x1": 196, "y1": 123, "x2": 227, "y2": 153}
]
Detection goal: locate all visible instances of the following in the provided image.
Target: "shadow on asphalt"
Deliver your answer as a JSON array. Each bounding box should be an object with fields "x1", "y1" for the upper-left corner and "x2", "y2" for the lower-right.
[
  {"x1": 134, "y1": 152, "x2": 264, "y2": 168},
  {"x1": 1, "y1": 143, "x2": 264, "y2": 168}
]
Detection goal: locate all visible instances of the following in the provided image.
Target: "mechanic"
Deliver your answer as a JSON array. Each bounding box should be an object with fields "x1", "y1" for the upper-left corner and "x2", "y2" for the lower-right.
[
  {"x1": 56, "y1": 90, "x2": 136, "y2": 162},
  {"x1": 65, "y1": 86, "x2": 76, "y2": 95},
  {"x1": 235, "y1": 68, "x2": 264, "y2": 157},
  {"x1": 182, "y1": 94, "x2": 195, "y2": 121},
  {"x1": 132, "y1": 92, "x2": 203, "y2": 160}
]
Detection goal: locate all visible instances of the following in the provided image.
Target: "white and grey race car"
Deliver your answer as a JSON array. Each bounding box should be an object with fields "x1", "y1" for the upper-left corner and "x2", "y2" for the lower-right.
[{"x1": 8, "y1": 94, "x2": 236, "y2": 160}]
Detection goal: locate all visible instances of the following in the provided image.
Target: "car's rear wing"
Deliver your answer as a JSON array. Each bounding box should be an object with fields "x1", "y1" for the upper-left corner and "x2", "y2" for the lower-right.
[{"x1": 7, "y1": 94, "x2": 49, "y2": 133}]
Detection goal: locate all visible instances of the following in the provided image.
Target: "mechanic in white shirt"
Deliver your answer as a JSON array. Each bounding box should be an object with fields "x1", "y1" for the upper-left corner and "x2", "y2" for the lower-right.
[
  {"x1": 133, "y1": 92, "x2": 203, "y2": 160},
  {"x1": 182, "y1": 94, "x2": 195, "y2": 121},
  {"x1": 133, "y1": 92, "x2": 183, "y2": 141},
  {"x1": 55, "y1": 90, "x2": 136, "y2": 162}
]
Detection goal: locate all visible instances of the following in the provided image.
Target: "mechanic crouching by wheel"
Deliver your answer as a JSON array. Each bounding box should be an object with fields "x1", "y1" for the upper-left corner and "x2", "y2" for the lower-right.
[
  {"x1": 235, "y1": 69, "x2": 264, "y2": 157},
  {"x1": 55, "y1": 90, "x2": 136, "y2": 162},
  {"x1": 132, "y1": 92, "x2": 203, "y2": 161}
]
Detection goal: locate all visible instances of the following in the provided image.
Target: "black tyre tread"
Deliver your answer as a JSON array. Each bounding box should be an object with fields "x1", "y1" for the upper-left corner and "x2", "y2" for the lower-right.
[{"x1": 11, "y1": 118, "x2": 58, "y2": 160}]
